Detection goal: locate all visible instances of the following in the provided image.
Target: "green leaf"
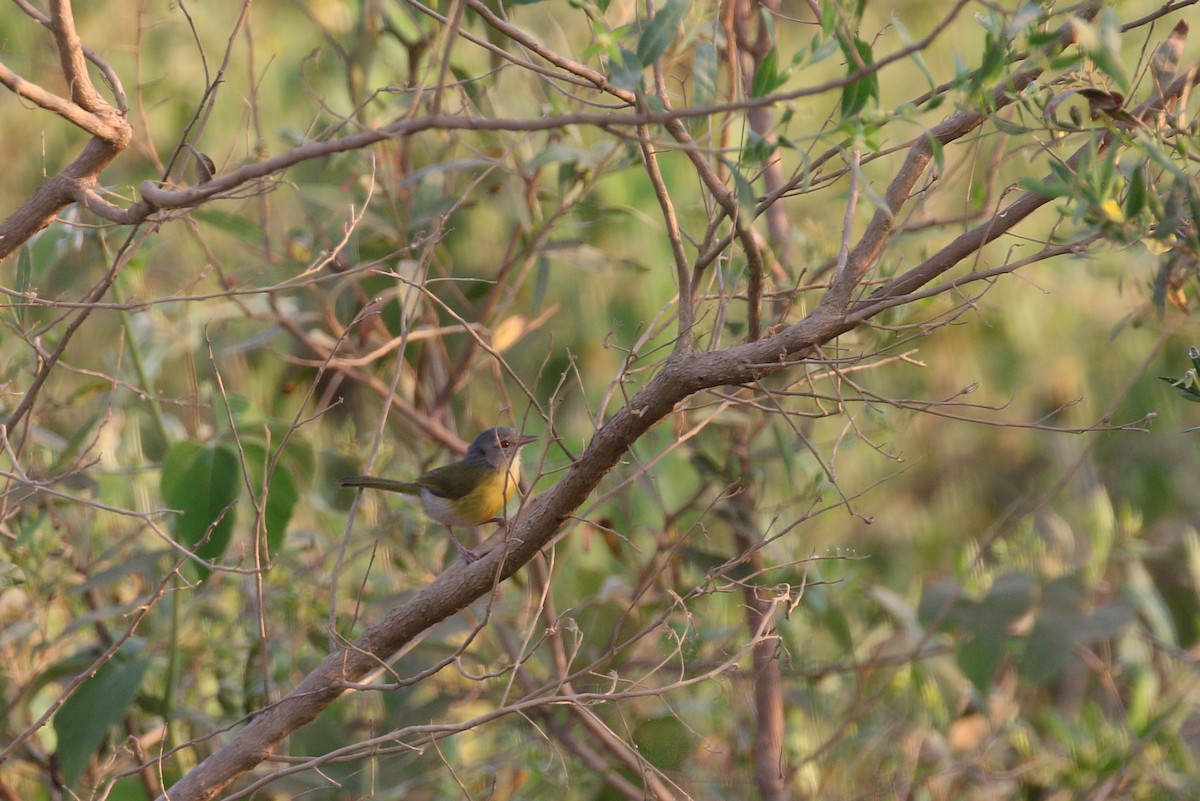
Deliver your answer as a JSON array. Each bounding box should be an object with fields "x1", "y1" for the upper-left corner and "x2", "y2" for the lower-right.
[
  {"x1": 450, "y1": 64, "x2": 483, "y2": 110},
  {"x1": 1021, "y1": 576, "x2": 1086, "y2": 685},
  {"x1": 838, "y1": 35, "x2": 878, "y2": 118},
  {"x1": 692, "y1": 42, "x2": 718, "y2": 108},
  {"x1": 1081, "y1": 596, "x2": 1137, "y2": 639},
  {"x1": 1124, "y1": 162, "x2": 1147, "y2": 219},
  {"x1": 609, "y1": 46, "x2": 643, "y2": 92},
  {"x1": 527, "y1": 143, "x2": 598, "y2": 170},
  {"x1": 820, "y1": 2, "x2": 836, "y2": 36},
  {"x1": 161, "y1": 440, "x2": 241, "y2": 578},
  {"x1": 927, "y1": 133, "x2": 944, "y2": 173},
  {"x1": 743, "y1": 131, "x2": 777, "y2": 164},
  {"x1": 1089, "y1": 7, "x2": 1130, "y2": 93},
  {"x1": 1006, "y1": 3, "x2": 1044, "y2": 37},
  {"x1": 723, "y1": 159, "x2": 759, "y2": 220},
  {"x1": 532, "y1": 254, "x2": 551, "y2": 312},
  {"x1": 633, "y1": 716, "x2": 690, "y2": 770},
  {"x1": 892, "y1": 14, "x2": 935, "y2": 92},
  {"x1": 808, "y1": 34, "x2": 840, "y2": 66},
  {"x1": 214, "y1": 394, "x2": 253, "y2": 432},
  {"x1": 991, "y1": 115, "x2": 1029, "y2": 135},
  {"x1": 917, "y1": 579, "x2": 965, "y2": 630},
  {"x1": 1026, "y1": 29, "x2": 1061, "y2": 47},
  {"x1": 242, "y1": 443, "x2": 299, "y2": 558},
  {"x1": 957, "y1": 572, "x2": 1035, "y2": 693},
  {"x1": 1158, "y1": 372, "x2": 1200, "y2": 403},
  {"x1": 970, "y1": 31, "x2": 1009, "y2": 100},
  {"x1": 635, "y1": 0, "x2": 690, "y2": 67},
  {"x1": 13, "y1": 245, "x2": 32, "y2": 326},
  {"x1": 54, "y1": 639, "x2": 151, "y2": 786},
  {"x1": 751, "y1": 47, "x2": 781, "y2": 98},
  {"x1": 1019, "y1": 177, "x2": 1071, "y2": 199}
]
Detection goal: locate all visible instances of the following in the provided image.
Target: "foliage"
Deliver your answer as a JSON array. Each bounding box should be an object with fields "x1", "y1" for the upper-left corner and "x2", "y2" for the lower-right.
[{"x1": 1, "y1": 1, "x2": 1200, "y2": 800}]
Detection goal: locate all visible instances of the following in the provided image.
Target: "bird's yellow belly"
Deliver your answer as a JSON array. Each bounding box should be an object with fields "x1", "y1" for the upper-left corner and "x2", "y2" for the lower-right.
[{"x1": 418, "y1": 465, "x2": 520, "y2": 527}]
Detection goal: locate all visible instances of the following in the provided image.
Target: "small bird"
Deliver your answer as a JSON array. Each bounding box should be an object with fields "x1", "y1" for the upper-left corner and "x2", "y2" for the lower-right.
[{"x1": 340, "y1": 427, "x2": 536, "y2": 563}]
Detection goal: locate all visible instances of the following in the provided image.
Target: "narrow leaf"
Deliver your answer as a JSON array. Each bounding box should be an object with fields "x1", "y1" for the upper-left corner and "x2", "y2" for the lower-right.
[
  {"x1": 1094, "y1": 7, "x2": 1130, "y2": 93},
  {"x1": 838, "y1": 35, "x2": 878, "y2": 118},
  {"x1": 1124, "y1": 162, "x2": 1146, "y2": 219},
  {"x1": 636, "y1": 0, "x2": 690, "y2": 67},
  {"x1": 721, "y1": 158, "x2": 759, "y2": 220},
  {"x1": 13, "y1": 246, "x2": 32, "y2": 326},
  {"x1": 751, "y1": 47, "x2": 780, "y2": 98},
  {"x1": 692, "y1": 42, "x2": 718, "y2": 108},
  {"x1": 532, "y1": 254, "x2": 551, "y2": 312}
]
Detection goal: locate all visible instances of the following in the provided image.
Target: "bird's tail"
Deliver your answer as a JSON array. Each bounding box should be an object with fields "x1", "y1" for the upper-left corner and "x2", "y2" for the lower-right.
[{"x1": 338, "y1": 476, "x2": 420, "y2": 495}]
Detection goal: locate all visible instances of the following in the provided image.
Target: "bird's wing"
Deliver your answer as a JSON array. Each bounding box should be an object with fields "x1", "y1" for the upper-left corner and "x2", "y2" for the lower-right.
[{"x1": 413, "y1": 462, "x2": 492, "y2": 500}]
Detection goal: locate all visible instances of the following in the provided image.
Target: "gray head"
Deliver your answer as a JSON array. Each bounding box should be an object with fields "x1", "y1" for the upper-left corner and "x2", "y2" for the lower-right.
[{"x1": 465, "y1": 427, "x2": 537, "y2": 469}]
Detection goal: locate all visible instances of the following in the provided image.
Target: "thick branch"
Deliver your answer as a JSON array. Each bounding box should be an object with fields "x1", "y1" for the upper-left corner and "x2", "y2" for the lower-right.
[
  {"x1": 0, "y1": 136, "x2": 128, "y2": 262},
  {"x1": 0, "y1": 60, "x2": 124, "y2": 140},
  {"x1": 50, "y1": 0, "x2": 107, "y2": 111},
  {"x1": 13, "y1": 0, "x2": 128, "y2": 111},
  {"x1": 0, "y1": 0, "x2": 131, "y2": 261}
]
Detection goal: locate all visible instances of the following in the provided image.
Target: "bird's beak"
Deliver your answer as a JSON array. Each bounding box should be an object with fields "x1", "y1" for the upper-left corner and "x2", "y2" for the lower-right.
[{"x1": 515, "y1": 434, "x2": 538, "y2": 447}]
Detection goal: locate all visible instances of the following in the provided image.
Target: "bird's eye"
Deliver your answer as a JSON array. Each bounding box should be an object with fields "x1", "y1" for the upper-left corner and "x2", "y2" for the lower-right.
[{"x1": 500, "y1": 439, "x2": 511, "y2": 448}]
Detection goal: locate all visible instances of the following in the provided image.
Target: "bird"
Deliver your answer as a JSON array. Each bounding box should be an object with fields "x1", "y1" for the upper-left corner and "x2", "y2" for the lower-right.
[{"x1": 339, "y1": 427, "x2": 536, "y2": 563}]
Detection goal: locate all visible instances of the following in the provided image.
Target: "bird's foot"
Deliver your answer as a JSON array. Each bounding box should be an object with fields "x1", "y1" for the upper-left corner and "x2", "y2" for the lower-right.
[{"x1": 447, "y1": 528, "x2": 479, "y2": 563}]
